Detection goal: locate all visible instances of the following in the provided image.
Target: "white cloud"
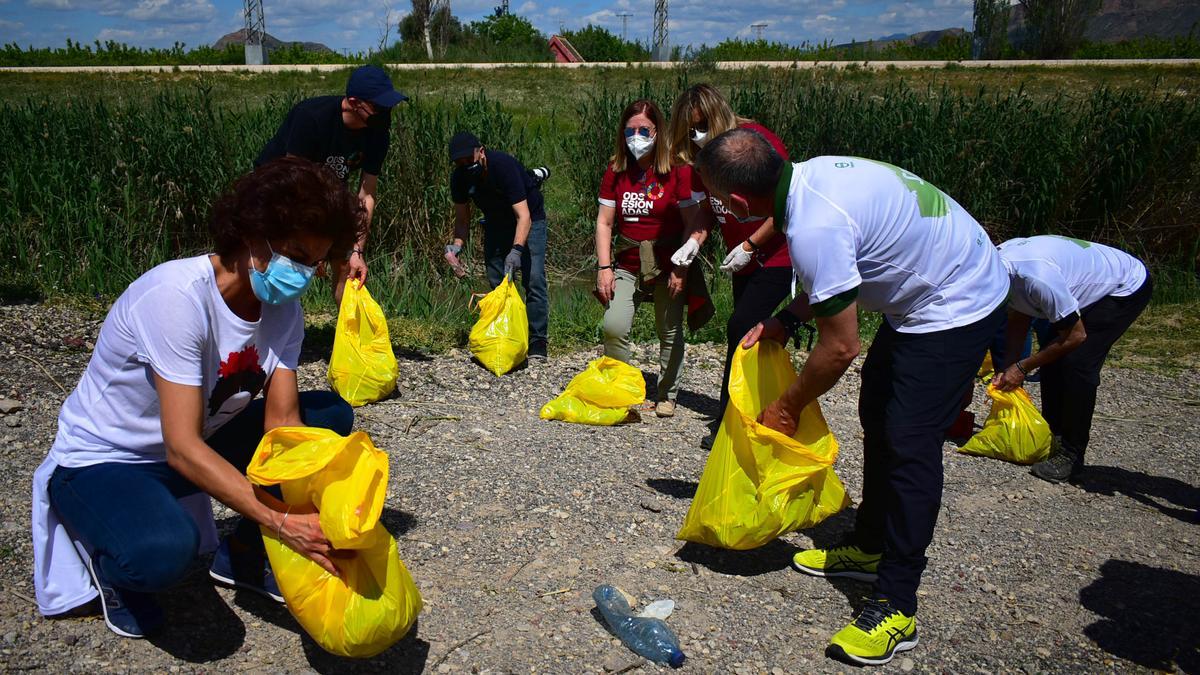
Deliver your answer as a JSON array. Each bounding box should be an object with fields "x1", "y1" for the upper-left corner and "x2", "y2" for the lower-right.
[
  {"x1": 96, "y1": 27, "x2": 136, "y2": 39},
  {"x1": 0, "y1": 18, "x2": 23, "y2": 29},
  {"x1": 26, "y1": 0, "x2": 75, "y2": 9},
  {"x1": 802, "y1": 13, "x2": 837, "y2": 32},
  {"x1": 517, "y1": 0, "x2": 536, "y2": 12},
  {"x1": 125, "y1": 0, "x2": 215, "y2": 22}
]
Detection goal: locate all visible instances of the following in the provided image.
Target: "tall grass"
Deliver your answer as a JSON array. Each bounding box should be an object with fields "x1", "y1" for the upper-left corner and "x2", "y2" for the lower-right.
[{"x1": 1, "y1": 73, "x2": 1197, "y2": 351}]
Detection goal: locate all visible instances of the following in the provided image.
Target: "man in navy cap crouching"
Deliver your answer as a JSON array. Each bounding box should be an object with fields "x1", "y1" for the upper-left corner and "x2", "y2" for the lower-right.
[{"x1": 257, "y1": 64, "x2": 408, "y2": 302}]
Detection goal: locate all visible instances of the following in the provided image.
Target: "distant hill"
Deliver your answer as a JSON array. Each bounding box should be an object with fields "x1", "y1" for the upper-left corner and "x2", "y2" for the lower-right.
[
  {"x1": 838, "y1": 0, "x2": 1198, "y2": 52},
  {"x1": 213, "y1": 29, "x2": 334, "y2": 54},
  {"x1": 834, "y1": 27, "x2": 965, "y2": 50},
  {"x1": 1008, "y1": 0, "x2": 1200, "y2": 43}
]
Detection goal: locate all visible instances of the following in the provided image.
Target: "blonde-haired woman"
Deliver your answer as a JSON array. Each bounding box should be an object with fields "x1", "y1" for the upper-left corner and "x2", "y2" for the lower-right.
[
  {"x1": 667, "y1": 84, "x2": 793, "y2": 443},
  {"x1": 595, "y1": 99, "x2": 695, "y2": 417}
]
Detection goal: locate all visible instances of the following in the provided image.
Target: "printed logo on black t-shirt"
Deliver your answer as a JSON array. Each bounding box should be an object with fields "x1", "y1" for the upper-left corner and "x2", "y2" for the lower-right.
[{"x1": 325, "y1": 151, "x2": 363, "y2": 180}]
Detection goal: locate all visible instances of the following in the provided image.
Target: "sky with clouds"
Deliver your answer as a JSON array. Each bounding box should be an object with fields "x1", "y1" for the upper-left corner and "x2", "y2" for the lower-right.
[{"x1": 0, "y1": 0, "x2": 974, "y2": 55}]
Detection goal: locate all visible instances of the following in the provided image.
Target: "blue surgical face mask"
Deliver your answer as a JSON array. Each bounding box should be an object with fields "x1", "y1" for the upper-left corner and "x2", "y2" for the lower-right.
[{"x1": 249, "y1": 242, "x2": 317, "y2": 305}]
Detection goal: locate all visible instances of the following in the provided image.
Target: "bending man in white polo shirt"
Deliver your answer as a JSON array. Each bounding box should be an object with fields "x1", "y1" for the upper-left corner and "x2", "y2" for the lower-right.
[
  {"x1": 994, "y1": 235, "x2": 1151, "y2": 483},
  {"x1": 695, "y1": 129, "x2": 1010, "y2": 667}
]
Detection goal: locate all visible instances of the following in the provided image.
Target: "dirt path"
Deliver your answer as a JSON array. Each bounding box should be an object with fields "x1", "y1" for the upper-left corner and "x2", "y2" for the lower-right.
[{"x1": 0, "y1": 303, "x2": 1196, "y2": 673}]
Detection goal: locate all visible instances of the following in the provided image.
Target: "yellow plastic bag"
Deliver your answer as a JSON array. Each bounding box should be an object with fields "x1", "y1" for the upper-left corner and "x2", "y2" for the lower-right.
[
  {"x1": 468, "y1": 276, "x2": 528, "y2": 376},
  {"x1": 959, "y1": 384, "x2": 1052, "y2": 465},
  {"x1": 977, "y1": 351, "x2": 994, "y2": 381},
  {"x1": 246, "y1": 427, "x2": 422, "y2": 658},
  {"x1": 677, "y1": 342, "x2": 849, "y2": 550},
  {"x1": 328, "y1": 281, "x2": 398, "y2": 406},
  {"x1": 539, "y1": 356, "x2": 645, "y2": 425}
]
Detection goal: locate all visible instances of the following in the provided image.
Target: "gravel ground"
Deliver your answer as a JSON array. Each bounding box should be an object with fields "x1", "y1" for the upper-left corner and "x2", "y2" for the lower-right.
[{"x1": 0, "y1": 302, "x2": 1197, "y2": 674}]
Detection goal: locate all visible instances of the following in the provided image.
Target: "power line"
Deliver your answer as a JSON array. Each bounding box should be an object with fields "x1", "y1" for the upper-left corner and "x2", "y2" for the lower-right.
[
  {"x1": 616, "y1": 11, "x2": 632, "y2": 42},
  {"x1": 243, "y1": 0, "x2": 266, "y2": 65},
  {"x1": 652, "y1": 0, "x2": 668, "y2": 61}
]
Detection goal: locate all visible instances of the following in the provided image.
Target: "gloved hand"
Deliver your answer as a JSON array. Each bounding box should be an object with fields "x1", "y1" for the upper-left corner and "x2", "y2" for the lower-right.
[
  {"x1": 444, "y1": 242, "x2": 467, "y2": 278},
  {"x1": 504, "y1": 244, "x2": 527, "y2": 277},
  {"x1": 670, "y1": 238, "x2": 701, "y2": 267},
  {"x1": 720, "y1": 242, "x2": 754, "y2": 273}
]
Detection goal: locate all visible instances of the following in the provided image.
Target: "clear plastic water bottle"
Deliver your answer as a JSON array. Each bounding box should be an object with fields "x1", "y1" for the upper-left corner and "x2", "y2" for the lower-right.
[{"x1": 593, "y1": 584, "x2": 686, "y2": 668}]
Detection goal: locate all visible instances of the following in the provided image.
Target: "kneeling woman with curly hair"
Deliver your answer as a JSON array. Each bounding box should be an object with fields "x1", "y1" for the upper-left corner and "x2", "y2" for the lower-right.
[{"x1": 31, "y1": 157, "x2": 362, "y2": 639}]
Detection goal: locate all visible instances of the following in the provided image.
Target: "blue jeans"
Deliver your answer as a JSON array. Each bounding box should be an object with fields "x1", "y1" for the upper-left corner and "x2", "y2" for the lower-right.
[
  {"x1": 484, "y1": 218, "x2": 549, "y2": 345},
  {"x1": 47, "y1": 391, "x2": 353, "y2": 594}
]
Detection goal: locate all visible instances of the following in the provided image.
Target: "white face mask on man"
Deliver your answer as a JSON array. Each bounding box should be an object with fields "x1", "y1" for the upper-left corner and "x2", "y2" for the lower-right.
[{"x1": 626, "y1": 134, "x2": 656, "y2": 160}]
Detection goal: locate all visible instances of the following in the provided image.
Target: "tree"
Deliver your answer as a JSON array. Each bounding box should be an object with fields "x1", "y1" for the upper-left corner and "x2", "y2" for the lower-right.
[
  {"x1": 377, "y1": 3, "x2": 397, "y2": 53},
  {"x1": 561, "y1": 24, "x2": 649, "y2": 62},
  {"x1": 972, "y1": 0, "x2": 1011, "y2": 59},
  {"x1": 1017, "y1": 0, "x2": 1102, "y2": 58},
  {"x1": 408, "y1": 0, "x2": 435, "y2": 59},
  {"x1": 469, "y1": 13, "x2": 543, "y2": 50}
]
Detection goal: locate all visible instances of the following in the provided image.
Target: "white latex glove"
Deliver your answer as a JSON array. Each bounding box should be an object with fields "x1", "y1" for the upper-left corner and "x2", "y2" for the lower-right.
[
  {"x1": 670, "y1": 238, "x2": 701, "y2": 267},
  {"x1": 720, "y1": 242, "x2": 754, "y2": 273}
]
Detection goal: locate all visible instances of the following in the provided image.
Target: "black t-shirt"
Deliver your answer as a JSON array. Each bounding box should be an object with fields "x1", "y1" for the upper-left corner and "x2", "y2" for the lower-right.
[
  {"x1": 450, "y1": 149, "x2": 546, "y2": 227},
  {"x1": 256, "y1": 96, "x2": 389, "y2": 180}
]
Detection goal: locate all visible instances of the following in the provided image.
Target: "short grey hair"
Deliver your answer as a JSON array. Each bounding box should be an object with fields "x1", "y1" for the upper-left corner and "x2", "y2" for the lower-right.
[{"x1": 694, "y1": 127, "x2": 783, "y2": 198}]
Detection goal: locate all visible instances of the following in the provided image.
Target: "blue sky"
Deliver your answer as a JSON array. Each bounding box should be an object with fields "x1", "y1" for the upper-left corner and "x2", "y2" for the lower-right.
[{"x1": 0, "y1": 0, "x2": 974, "y2": 54}]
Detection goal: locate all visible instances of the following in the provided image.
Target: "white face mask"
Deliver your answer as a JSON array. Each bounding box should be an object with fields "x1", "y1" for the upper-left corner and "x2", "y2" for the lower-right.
[
  {"x1": 690, "y1": 129, "x2": 709, "y2": 147},
  {"x1": 626, "y1": 134, "x2": 655, "y2": 160}
]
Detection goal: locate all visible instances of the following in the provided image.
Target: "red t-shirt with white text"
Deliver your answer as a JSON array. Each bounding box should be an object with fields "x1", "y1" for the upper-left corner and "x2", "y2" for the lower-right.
[
  {"x1": 599, "y1": 162, "x2": 692, "y2": 276},
  {"x1": 690, "y1": 122, "x2": 791, "y2": 275}
]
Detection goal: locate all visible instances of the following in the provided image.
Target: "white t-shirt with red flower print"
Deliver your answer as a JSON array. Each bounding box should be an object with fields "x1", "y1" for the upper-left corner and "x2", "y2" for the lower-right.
[
  {"x1": 33, "y1": 254, "x2": 304, "y2": 616},
  {"x1": 49, "y1": 254, "x2": 304, "y2": 468}
]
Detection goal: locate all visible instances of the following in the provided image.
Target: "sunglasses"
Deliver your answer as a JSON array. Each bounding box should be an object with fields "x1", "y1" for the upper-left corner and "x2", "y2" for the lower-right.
[{"x1": 623, "y1": 126, "x2": 655, "y2": 138}]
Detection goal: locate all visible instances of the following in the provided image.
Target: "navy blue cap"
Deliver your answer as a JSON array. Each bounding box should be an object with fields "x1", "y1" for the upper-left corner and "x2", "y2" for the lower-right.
[
  {"x1": 346, "y1": 65, "x2": 408, "y2": 108},
  {"x1": 449, "y1": 131, "x2": 481, "y2": 162}
]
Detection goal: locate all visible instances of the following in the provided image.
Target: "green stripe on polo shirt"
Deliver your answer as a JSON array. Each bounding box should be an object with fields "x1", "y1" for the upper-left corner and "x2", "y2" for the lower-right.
[
  {"x1": 773, "y1": 161, "x2": 794, "y2": 233},
  {"x1": 812, "y1": 287, "x2": 859, "y2": 318}
]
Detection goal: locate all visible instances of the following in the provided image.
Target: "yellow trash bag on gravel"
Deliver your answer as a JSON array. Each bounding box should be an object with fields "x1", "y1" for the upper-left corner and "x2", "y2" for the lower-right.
[
  {"x1": 328, "y1": 281, "x2": 398, "y2": 406},
  {"x1": 959, "y1": 384, "x2": 1052, "y2": 465},
  {"x1": 468, "y1": 275, "x2": 528, "y2": 376},
  {"x1": 246, "y1": 427, "x2": 422, "y2": 658},
  {"x1": 977, "y1": 351, "x2": 995, "y2": 381},
  {"x1": 677, "y1": 342, "x2": 849, "y2": 550},
  {"x1": 539, "y1": 356, "x2": 645, "y2": 425}
]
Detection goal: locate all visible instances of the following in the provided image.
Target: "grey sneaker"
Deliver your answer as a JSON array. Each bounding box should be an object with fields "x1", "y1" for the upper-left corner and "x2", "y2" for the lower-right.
[{"x1": 1031, "y1": 448, "x2": 1082, "y2": 483}]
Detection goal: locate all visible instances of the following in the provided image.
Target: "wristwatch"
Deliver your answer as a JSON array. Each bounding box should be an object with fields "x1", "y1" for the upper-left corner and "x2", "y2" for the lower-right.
[{"x1": 596, "y1": 263, "x2": 617, "y2": 271}]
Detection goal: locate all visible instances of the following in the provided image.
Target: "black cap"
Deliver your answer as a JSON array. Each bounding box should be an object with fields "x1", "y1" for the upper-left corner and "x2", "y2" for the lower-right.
[
  {"x1": 346, "y1": 65, "x2": 408, "y2": 108},
  {"x1": 449, "y1": 131, "x2": 481, "y2": 162}
]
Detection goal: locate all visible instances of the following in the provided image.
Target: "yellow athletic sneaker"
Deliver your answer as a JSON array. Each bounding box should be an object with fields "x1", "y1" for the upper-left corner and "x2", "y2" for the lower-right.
[
  {"x1": 792, "y1": 545, "x2": 881, "y2": 582},
  {"x1": 826, "y1": 599, "x2": 918, "y2": 666}
]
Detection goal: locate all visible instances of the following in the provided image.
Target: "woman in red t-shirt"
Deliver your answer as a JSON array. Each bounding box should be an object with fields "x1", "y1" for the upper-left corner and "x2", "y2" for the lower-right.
[
  {"x1": 595, "y1": 99, "x2": 693, "y2": 418},
  {"x1": 667, "y1": 84, "x2": 795, "y2": 441}
]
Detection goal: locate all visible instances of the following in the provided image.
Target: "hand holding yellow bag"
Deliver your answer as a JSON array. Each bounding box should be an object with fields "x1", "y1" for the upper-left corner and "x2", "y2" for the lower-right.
[
  {"x1": 468, "y1": 275, "x2": 529, "y2": 376},
  {"x1": 540, "y1": 356, "x2": 645, "y2": 425},
  {"x1": 328, "y1": 281, "x2": 398, "y2": 406},
  {"x1": 246, "y1": 427, "x2": 422, "y2": 658},
  {"x1": 959, "y1": 384, "x2": 1052, "y2": 464},
  {"x1": 677, "y1": 342, "x2": 849, "y2": 550}
]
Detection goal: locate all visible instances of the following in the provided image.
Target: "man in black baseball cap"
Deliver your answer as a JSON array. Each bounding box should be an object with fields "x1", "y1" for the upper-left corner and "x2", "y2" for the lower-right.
[
  {"x1": 256, "y1": 65, "x2": 408, "y2": 302},
  {"x1": 445, "y1": 131, "x2": 552, "y2": 359}
]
